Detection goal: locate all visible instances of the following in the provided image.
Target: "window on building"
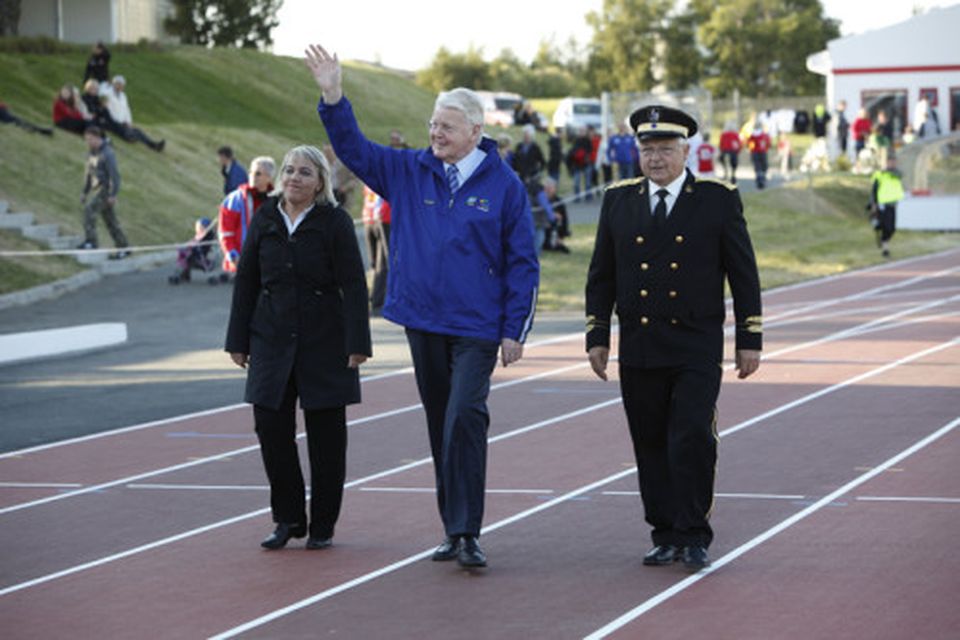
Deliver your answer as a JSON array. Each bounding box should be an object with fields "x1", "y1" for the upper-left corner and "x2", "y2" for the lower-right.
[
  {"x1": 950, "y1": 88, "x2": 960, "y2": 133},
  {"x1": 861, "y1": 89, "x2": 908, "y2": 139}
]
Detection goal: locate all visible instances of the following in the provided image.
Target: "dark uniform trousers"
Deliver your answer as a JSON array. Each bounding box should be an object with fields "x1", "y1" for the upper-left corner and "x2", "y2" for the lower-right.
[
  {"x1": 405, "y1": 328, "x2": 500, "y2": 538},
  {"x1": 620, "y1": 362, "x2": 721, "y2": 548},
  {"x1": 253, "y1": 375, "x2": 347, "y2": 540}
]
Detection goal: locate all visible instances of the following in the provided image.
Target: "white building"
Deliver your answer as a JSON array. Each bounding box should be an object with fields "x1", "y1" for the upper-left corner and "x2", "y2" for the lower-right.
[
  {"x1": 19, "y1": 0, "x2": 174, "y2": 45},
  {"x1": 807, "y1": 4, "x2": 960, "y2": 139}
]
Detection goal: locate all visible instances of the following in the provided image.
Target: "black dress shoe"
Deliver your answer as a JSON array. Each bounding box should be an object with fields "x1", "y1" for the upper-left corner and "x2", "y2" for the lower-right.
[
  {"x1": 260, "y1": 523, "x2": 306, "y2": 550},
  {"x1": 305, "y1": 536, "x2": 332, "y2": 550},
  {"x1": 681, "y1": 545, "x2": 710, "y2": 571},
  {"x1": 643, "y1": 544, "x2": 680, "y2": 566},
  {"x1": 457, "y1": 536, "x2": 487, "y2": 568},
  {"x1": 431, "y1": 536, "x2": 460, "y2": 561}
]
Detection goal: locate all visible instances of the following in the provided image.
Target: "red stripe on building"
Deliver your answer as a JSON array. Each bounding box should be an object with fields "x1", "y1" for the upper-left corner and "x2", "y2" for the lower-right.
[{"x1": 833, "y1": 65, "x2": 960, "y2": 75}]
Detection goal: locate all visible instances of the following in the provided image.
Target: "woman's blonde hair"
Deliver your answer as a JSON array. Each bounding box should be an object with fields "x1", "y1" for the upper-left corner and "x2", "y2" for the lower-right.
[{"x1": 275, "y1": 145, "x2": 338, "y2": 207}]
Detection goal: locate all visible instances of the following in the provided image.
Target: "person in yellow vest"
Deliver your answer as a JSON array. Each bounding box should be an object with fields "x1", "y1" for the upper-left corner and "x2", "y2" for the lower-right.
[{"x1": 869, "y1": 156, "x2": 905, "y2": 258}]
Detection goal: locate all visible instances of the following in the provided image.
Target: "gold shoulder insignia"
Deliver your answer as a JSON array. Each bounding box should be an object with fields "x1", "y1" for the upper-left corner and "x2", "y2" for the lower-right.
[
  {"x1": 605, "y1": 177, "x2": 644, "y2": 192},
  {"x1": 695, "y1": 177, "x2": 738, "y2": 191}
]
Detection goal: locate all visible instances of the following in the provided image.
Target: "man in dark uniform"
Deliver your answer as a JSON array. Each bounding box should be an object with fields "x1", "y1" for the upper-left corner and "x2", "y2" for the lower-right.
[{"x1": 585, "y1": 105, "x2": 762, "y2": 571}]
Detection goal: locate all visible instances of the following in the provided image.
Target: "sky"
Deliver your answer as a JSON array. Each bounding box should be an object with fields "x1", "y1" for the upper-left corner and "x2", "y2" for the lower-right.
[{"x1": 271, "y1": 0, "x2": 951, "y2": 70}]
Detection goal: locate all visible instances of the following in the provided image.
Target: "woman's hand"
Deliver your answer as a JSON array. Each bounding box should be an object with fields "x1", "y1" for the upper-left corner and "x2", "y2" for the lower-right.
[
  {"x1": 230, "y1": 352, "x2": 249, "y2": 369},
  {"x1": 304, "y1": 44, "x2": 343, "y2": 105},
  {"x1": 347, "y1": 354, "x2": 368, "y2": 368}
]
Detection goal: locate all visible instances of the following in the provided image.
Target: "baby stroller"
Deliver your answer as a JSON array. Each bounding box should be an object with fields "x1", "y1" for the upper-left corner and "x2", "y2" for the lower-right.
[{"x1": 167, "y1": 217, "x2": 227, "y2": 285}]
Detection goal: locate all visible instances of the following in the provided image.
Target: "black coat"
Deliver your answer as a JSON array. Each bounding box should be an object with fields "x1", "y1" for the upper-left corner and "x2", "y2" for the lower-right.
[
  {"x1": 586, "y1": 171, "x2": 762, "y2": 368},
  {"x1": 225, "y1": 198, "x2": 372, "y2": 410}
]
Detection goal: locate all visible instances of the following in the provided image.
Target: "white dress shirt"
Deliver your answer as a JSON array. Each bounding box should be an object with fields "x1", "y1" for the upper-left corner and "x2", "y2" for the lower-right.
[{"x1": 647, "y1": 171, "x2": 688, "y2": 218}]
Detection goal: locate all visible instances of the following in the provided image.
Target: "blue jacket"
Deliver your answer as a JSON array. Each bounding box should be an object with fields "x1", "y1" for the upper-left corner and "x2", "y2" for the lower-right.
[{"x1": 318, "y1": 97, "x2": 539, "y2": 343}]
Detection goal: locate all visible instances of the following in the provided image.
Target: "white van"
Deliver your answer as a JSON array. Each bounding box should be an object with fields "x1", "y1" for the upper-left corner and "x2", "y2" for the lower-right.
[
  {"x1": 476, "y1": 91, "x2": 523, "y2": 127},
  {"x1": 552, "y1": 97, "x2": 603, "y2": 135}
]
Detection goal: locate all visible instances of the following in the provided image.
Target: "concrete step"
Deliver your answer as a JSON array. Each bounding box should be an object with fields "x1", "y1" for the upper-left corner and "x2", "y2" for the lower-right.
[
  {"x1": 97, "y1": 250, "x2": 175, "y2": 275},
  {"x1": 0, "y1": 201, "x2": 8, "y2": 214},
  {"x1": 75, "y1": 251, "x2": 108, "y2": 265},
  {"x1": 0, "y1": 212, "x2": 35, "y2": 228},
  {"x1": 22, "y1": 223, "x2": 60, "y2": 240},
  {"x1": 47, "y1": 235, "x2": 85, "y2": 251}
]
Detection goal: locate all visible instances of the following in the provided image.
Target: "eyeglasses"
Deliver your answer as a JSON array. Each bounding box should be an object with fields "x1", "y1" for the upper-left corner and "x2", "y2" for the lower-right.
[{"x1": 427, "y1": 120, "x2": 459, "y2": 134}]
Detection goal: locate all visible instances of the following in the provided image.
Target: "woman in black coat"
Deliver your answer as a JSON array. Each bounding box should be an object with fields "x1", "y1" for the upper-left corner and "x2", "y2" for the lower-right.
[{"x1": 226, "y1": 144, "x2": 372, "y2": 550}]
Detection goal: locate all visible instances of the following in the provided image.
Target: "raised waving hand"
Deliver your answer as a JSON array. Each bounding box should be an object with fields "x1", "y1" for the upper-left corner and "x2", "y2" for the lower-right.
[{"x1": 304, "y1": 44, "x2": 343, "y2": 104}]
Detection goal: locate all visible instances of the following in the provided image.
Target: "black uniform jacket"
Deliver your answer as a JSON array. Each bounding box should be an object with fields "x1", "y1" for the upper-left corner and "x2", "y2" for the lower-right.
[
  {"x1": 586, "y1": 171, "x2": 762, "y2": 368},
  {"x1": 225, "y1": 198, "x2": 372, "y2": 410}
]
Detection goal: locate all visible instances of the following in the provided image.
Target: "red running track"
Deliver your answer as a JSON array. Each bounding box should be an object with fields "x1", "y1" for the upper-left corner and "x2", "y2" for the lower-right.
[{"x1": 1, "y1": 249, "x2": 958, "y2": 639}]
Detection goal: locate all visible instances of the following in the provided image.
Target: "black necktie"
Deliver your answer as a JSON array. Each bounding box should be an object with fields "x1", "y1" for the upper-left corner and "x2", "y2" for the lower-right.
[{"x1": 654, "y1": 188, "x2": 669, "y2": 230}]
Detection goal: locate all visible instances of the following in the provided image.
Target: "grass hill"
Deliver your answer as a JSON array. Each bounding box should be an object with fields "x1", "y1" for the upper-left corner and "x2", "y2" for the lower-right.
[{"x1": 1, "y1": 40, "x2": 957, "y2": 303}]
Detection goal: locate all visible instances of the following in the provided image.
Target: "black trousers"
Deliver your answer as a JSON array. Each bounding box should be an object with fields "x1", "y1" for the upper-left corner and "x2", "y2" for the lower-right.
[
  {"x1": 253, "y1": 376, "x2": 347, "y2": 539},
  {"x1": 364, "y1": 221, "x2": 390, "y2": 310},
  {"x1": 619, "y1": 362, "x2": 722, "y2": 548},
  {"x1": 877, "y1": 204, "x2": 897, "y2": 242},
  {"x1": 405, "y1": 328, "x2": 499, "y2": 538}
]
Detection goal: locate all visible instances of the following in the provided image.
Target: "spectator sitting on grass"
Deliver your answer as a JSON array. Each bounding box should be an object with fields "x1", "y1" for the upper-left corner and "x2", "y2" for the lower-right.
[
  {"x1": 1, "y1": 100, "x2": 53, "y2": 136},
  {"x1": 52, "y1": 84, "x2": 92, "y2": 135},
  {"x1": 81, "y1": 79, "x2": 165, "y2": 152}
]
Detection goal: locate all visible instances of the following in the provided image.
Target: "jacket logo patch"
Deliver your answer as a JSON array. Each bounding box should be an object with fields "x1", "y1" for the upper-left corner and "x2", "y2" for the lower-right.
[
  {"x1": 423, "y1": 199, "x2": 436, "y2": 205},
  {"x1": 465, "y1": 196, "x2": 491, "y2": 212}
]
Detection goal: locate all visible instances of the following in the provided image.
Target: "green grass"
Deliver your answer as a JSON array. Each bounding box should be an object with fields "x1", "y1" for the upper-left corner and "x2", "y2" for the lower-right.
[{"x1": 1, "y1": 42, "x2": 957, "y2": 304}]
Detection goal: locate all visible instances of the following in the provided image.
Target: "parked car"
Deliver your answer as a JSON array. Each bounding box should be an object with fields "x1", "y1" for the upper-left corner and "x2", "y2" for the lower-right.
[
  {"x1": 552, "y1": 97, "x2": 603, "y2": 136},
  {"x1": 476, "y1": 91, "x2": 523, "y2": 127}
]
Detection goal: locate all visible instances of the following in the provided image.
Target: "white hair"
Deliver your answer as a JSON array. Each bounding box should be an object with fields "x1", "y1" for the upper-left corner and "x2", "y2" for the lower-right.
[
  {"x1": 249, "y1": 155, "x2": 276, "y2": 179},
  {"x1": 522, "y1": 124, "x2": 536, "y2": 137},
  {"x1": 434, "y1": 87, "x2": 484, "y2": 127}
]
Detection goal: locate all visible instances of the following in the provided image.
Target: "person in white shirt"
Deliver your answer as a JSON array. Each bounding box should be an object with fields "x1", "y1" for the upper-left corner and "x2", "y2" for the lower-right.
[{"x1": 103, "y1": 75, "x2": 133, "y2": 126}]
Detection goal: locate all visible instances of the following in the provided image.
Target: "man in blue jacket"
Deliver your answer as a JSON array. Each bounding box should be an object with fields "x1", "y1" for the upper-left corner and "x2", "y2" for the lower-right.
[{"x1": 306, "y1": 44, "x2": 539, "y2": 568}]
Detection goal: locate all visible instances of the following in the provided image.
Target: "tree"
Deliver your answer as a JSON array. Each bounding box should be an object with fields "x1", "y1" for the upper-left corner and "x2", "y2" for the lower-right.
[
  {"x1": 695, "y1": 0, "x2": 840, "y2": 97},
  {"x1": 584, "y1": 0, "x2": 674, "y2": 93},
  {"x1": 0, "y1": 0, "x2": 20, "y2": 36},
  {"x1": 415, "y1": 47, "x2": 491, "y2": 94},
  {"x1": 660, "y1": 9, "x2": 703, "y2": 90},
  {"x1": 164, "y1": 0, "x2": 283, "y2": 49}
]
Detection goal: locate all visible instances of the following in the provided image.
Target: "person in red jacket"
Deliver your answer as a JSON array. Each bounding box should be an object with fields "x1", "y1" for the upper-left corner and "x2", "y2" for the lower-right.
[
  {"x1": 52, "y1": 85, "x2": 92, "y2": 135},
  {"x1": 219, "y1": 156, "x2": 275, "y2": 273},
  {"x1": 361, "y1": 183, "x2": 392, "y2": 314},
  {"x1": 718, "y1": 122, "x2": 742, "y2": 184},
  {"x1": 746, "y1": 125, "x2": 771, "y2": 189},
  {"x1": 851, "y1": 108, "x2": 873, "y2": 154},
  {"x1": 696, "y1": 132, "x2": 716, "y2": 176}
]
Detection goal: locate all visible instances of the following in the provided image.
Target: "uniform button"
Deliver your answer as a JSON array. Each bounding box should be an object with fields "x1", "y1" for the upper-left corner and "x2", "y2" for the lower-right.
[
  {"x1": 670, "y1": 318, "x2": 678, "y2": 325},
  {"x1": 635, "y1": 235, "x2": 645, "y2": 244},
  {"x1": 669, "y1": 290, "x2": 678, "y2": 298},
  {"x1": 640, "y1": 316, "x2": 649, "y2": 325},
  {"x1": 640, "y1": 289, "x2": 648, "y2": 297},
  {"x1": 640, "y1": 262, "x2": 649, "y2": 271},
  {"x1": 291, "y1": 332, "x2": 298, "y2": 338},
  {"x1": 286, "y1": 262, "x2": 293, "y2": 269},
  {"x1": 675, "y1": 235, "x2": 684, "y2": 243},
  {"x1": 670, "y1": 262, "x2": 679, "y2": 271}
]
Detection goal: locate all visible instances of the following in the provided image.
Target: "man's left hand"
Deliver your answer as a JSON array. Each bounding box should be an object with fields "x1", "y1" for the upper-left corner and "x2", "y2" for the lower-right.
[
  {"x1": 735, "y1": 349, "x2": 761, "y2": 379},
  {"x1": 501, "y1": 338, "x2": 523, "y2": 367}
]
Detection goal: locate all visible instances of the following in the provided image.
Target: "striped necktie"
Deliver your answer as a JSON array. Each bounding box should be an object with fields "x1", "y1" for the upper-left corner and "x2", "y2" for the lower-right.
[{"x1": 446, "y1": 164, "x2": 460, "y2": 193}]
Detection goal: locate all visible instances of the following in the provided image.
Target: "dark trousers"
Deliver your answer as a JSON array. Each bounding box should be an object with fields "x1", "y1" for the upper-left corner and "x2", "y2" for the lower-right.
[
  {"x1": 82, "y1": 191, "x2": 128, "y2": 248},
  {"x1": 364, "y1": 221, "x2": 390, "y2": 310},
  {"x1": 878, "y1": 204, "x2": 897, "y2": 242},
  {"x1": 751, "y1": 152, "x2": 768, "y2": 188},
  {"x1": 253, "y1": 377, "x2": 347, "y2": 539},
  {"x1": 721, "y1": 151, "x2": 738, "y2": 182},
  {"x1": 619, "y1": 362, "x2": 722, "y2": 548},
  {"x1": 405, "y1": 328, "x2": 499, "y2": 538}
]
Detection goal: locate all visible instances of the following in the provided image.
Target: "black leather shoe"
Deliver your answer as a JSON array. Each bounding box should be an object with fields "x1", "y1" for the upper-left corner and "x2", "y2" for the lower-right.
[
  {"x1": 643, "y1": 544, "x2": 680, "y2": 566},
  {"x1": 305, "y1": 536, "x2": 332, "y2": 550},
  {"x1": 260, "y1": 523, "x2": 306, "y2": 550},
  {"x1": 457, "y1": 536, "x2": 487, "y2": 568},
  {"x1": 431, "y1": 536, "x2": 460, "y2": 561},
  {"x1": 681, "y1": 545, "x2": 710, "y2": 571}
]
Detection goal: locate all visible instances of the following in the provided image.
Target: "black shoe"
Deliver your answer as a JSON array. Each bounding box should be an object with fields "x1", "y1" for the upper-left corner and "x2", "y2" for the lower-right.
[
  {"x1": 108, "y1": 250, "x2": 131, "y2": 260},
  {"x1": 260, "y1": 523, "x2": 306, "y2": 550},
  {"x1": 305, "y1": 536, "x2": 332, "y2": 550},
  {"x1": 642, "y1": 544, "x2": 680, "y2": 566},
  {"x1": 681, "y1": 545, "x2": 710, "y2": 571},
  {"x1": 155, "y1": 139, "x2": 166, "y2": 152},
  {"x1": 431, "y1": 536, "x2": 460, "y2": 561},
  {"x1": 457, "y1": 536, "x2": 487, "y2": 568},
  {"x1": 882, "y1": 249, "x2": 890, "y2": 258}
]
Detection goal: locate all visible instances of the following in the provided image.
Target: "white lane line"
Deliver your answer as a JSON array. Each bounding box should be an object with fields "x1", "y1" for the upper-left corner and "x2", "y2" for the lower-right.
[
  {"x1": 0, "y1": 361, "x2": 598, "y2": 516},
  {"x1": 0, "y1": 395, "x2": 626, "y2": 598},
  {"x1": 127, "y1": 484, "x2": 270, "y2": 491},
  {"x1": 357, "y1": 487, "x2": 555, "y2": 495},
  {"x1": 208, "y1": 467, "x2": 638, "y2": 640},
  {"x1": 602, "y1": 491, "x2": 806, "y2": 500},
  {"x1": 583, "y1": 415, "x2": 960, "y2": 640},
  {"x1": 856, "y1": 496, "x2": 960, "y2": 504},
  {"x1": 0, "y1": 482, "x2": 84, "y2": 488}
]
